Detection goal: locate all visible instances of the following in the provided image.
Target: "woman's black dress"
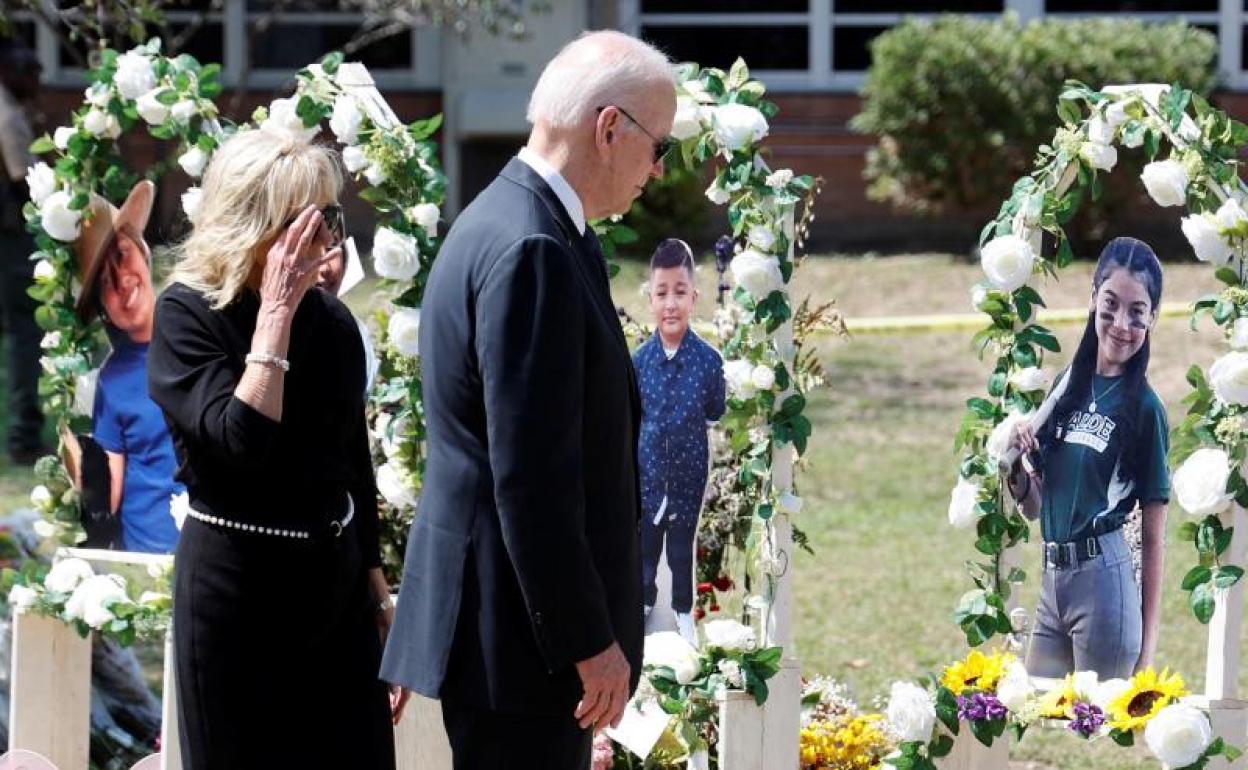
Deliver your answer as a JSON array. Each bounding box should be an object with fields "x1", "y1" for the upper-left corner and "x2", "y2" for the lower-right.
[{"x1": 147, "y1": 283, "x2": 394, "y2": 770}]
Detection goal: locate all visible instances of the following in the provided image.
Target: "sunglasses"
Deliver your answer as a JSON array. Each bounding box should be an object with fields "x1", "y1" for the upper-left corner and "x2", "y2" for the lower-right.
[
  {"x1": 284, "y1": 204, "x2": 345, "y2": 247},
  {"x1": 597, "y1": 105, "x2": 674, "y2": 164}
]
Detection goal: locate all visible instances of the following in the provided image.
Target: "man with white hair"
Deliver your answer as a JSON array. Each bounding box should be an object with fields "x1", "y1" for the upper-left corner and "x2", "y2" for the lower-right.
[{"x1": 381, "y1": 30, "x2": 676, "y2": 768}]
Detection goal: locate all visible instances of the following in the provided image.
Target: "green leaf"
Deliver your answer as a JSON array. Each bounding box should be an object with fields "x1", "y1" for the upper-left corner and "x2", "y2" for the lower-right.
[
  {"x1": 969, "y1": 718, "x2": 997, "y2": 747},
  {"x1": 1215, "y1": 300, "x2": 1235, "y2": 325},
  {"x1": 28, "y1": 136, "x2": 55, "y2": 155},
  {"x1": 929, "y1": 734, "x2": 954, "y2": 759},
  {"x1": 1191, "y1": 581, "x2": 1216, "y2": 623},
  {"x1": 1215, "y1": 267, "x2": 1241, "y2": 287},
  {"x1": 409, "y1": 113, "x2": 444, "y2": 142},
  {"x1": 1110, "y1": 728, "x2": 1134, "y2": 747},
  {"x1": 1214, "y1": 565, "x2": 1244, "y2": 589},
  {"x1": 1182, "y1": 565, "x2": 1212, "y2": 591},
  {"x1": 1178, "y1": 521, "x2": 1200, "y2": 541},
  {"x1": 935, "y1": 688, "x2": 960, "y2": 735}
]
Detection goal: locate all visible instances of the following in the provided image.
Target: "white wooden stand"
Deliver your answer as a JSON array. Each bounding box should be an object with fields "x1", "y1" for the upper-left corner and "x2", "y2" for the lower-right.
[
  {"x1": 8, "y1": 610, "x2": 91, "y2": 769},
  {"x1": 933, "y1": 729, "x2": 1009, "y2": 770},
  {"x1": 1204, "y1": 503, "x2": 1248, "y2": 769}
]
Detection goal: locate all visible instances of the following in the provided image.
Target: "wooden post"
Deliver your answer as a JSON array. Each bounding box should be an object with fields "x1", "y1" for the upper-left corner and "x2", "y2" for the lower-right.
[
  {"x1": 394, "y1": 693, "x2": 453, "y2": 770},
  {"x1": 933, "y1": 729, "x2": 1009, "y2": 770},
  {"x1": 162, "y1": 623, "x2": 182, "y2": 770},
  {"x1": 1204, "y1": 503, "x2": 1248, "y2": 768},
  {"x1": 9, "y1": 610, "x2": 92, "y2": 770},
  {"x1": 717, "y1": 688, "x2": 764, "y2": 770}
]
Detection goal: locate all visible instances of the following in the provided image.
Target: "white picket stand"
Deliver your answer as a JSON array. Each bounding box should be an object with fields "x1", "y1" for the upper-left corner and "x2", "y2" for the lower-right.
[
  {"x1": 933, "y1": 730, "x2": 1009, "y2": 770},
  {"x1": 8, "y1": 610, "x2": 91, "y2": 769},
  {"x1": 1203, "y1": 502, "x2": 1248, "y2": 769}
]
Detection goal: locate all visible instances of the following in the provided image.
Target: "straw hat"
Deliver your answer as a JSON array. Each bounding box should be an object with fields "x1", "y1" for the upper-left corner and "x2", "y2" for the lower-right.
[{"x1": 73, "y1": 180, "x2": 155, "y2": 322}]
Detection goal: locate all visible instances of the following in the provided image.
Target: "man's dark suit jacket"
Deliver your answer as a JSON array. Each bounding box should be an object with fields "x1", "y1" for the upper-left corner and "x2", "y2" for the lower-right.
[{"x1": 380, "y1": 158, "x2": 644, "y2": 714}]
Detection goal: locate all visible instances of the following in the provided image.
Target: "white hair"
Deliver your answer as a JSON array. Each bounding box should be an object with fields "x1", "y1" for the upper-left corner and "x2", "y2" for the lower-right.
[{"x1": 527, "y1": 30, "x2": 673, "y2": 129}]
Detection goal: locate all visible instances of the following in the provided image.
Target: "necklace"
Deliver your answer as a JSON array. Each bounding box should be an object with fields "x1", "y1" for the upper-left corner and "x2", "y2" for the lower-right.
[{"x1": 1089, "y1": 376, "x2": 1123, "y2": 414}]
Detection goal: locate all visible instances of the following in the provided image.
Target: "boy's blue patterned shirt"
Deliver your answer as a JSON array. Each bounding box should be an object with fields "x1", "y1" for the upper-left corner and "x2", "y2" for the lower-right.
[{"x1": 633, "y1": 328, "x2": 727, "y2": 523}]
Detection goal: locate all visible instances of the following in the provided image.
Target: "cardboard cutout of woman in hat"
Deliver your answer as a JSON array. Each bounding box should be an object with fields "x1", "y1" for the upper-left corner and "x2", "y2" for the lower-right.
[{"x1": 65, "y1": 180, "x2": 184, "y2": 553}]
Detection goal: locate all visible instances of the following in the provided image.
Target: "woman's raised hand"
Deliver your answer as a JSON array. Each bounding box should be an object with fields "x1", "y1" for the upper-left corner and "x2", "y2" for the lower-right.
[
  {"x1": 259, "y1": 205, "x2": 339, "y2": 312},
  {"x1": 1009, "y1": 419, "x2": 1039, "y2": 455}
]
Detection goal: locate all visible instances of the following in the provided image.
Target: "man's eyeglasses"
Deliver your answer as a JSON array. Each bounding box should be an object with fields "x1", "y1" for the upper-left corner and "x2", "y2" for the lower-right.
[{"x1": 596, "y1": 105, "x2": 674, "y2": 164}]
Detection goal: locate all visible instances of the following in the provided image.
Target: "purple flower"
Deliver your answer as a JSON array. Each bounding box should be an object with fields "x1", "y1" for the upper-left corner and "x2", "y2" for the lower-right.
[
  {"x1": 714, "y1": 235, "x2": 734, "y2": 273},
  {"x1": 1068, "y1": 702, "x2": 1105, "y2": 738},
  {"x1": 957, "y1": 693, "x2": 1007, "y2": 723}
]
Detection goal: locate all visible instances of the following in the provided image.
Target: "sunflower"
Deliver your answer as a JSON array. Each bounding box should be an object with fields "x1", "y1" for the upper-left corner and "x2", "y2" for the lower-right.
[
  {"x1": 1106, "y1": 667, "x2": 1188, "y2": 732},
  {"x1": 940, "y1": 650, "x2": 1015, "y2": 696},
  {"x1": 1037, "y1": 675, "x2": 1078, "y2": 720}
]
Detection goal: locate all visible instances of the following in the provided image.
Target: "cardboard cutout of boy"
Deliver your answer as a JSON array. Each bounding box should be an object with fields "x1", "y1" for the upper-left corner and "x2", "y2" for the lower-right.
[{"x1": 634, "y1": 239, "x2": 727, "y2": 645}]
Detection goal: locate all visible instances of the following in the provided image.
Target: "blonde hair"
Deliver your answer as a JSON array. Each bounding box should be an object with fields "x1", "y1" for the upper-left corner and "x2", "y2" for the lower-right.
[{"x1": 172, "y1": 129, "x2": 343, "y2": 309}]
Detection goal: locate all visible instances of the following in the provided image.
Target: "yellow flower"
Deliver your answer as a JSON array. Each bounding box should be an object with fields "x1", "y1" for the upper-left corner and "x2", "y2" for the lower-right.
[
  {"x1": 940, "y1": 650, "x2": 1016, "y2": 696},
  {"x1": 1107, "y1": 667, "x2": 1188, "y2": 732},
  {"x1": 1037, "y1": 674, "x2": 1079, "y2": 720},
  {"x1": 800, "y1": 714, "x2": 893, "y2": 770}
]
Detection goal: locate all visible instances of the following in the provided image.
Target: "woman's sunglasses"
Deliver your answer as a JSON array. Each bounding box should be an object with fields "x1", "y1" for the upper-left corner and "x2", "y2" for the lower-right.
[{"x1": 284, "y1": 204, "x2": 346, "y2": 247}]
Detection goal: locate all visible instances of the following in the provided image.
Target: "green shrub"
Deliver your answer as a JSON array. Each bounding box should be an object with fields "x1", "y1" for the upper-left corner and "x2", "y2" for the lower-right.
[
  {"x1": 853, "y1": 15, "x2": 1217, "y2": 216},
  {"x1": 621, "y1": 160, "x2": 711, "y2": 259}
]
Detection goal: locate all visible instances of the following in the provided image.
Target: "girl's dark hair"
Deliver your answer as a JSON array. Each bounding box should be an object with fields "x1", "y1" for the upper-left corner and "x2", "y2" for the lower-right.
[
  {"x1": 1044, "y1": 236, "x2": 1163, "y2": 484},
  {"x1": 650, "y1": 238, "x2": 694, "y2": 277}
]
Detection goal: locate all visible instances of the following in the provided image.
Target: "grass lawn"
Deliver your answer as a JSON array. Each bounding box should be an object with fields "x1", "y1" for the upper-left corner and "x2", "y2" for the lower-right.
[{"x1": 4, "y1": 253, "x2": 1241, "y2": 768}]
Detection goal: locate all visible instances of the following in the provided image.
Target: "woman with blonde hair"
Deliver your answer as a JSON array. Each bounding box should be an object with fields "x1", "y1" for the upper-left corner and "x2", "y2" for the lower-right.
[{"x1": 148, "y1": 127, "x2": 396, "y2": 769}]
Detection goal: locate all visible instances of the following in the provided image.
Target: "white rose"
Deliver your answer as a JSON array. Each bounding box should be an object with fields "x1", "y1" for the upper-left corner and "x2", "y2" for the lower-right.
[
  {"x1": 181, "y1": 187, "x2": 202, "y2": 221},
  {"x1": 178, "y1": 146, "x2": 208, "y2": 179},
  {"x1": 375, "y1": 412, "x2": 411, "y2": 461},
  {"x1": 136, "y1": 89, "x2": 170, "y2": 125},
  {"x1": 747, "y1": 225, "x2": 776, "y2": 253},
  {"x1": 1141, "y1": 160, "x2": 1189, "y2": 208},
  {"x1": 1010, "y1": 367, "x2": 1050, "y2": 393},
  {"x1": 1231, "y1": 318, "x2": 1248, "y2": 351},
  {"x1": 64, "y1": 574, "x2": 129, "y2": 629},
  {"x1": 83, "y1": 109, "x2": 120, "y2": 139},
  {"x1": 947, "y1": 477, "x2": 981, "y2": 530},
  {"x1": 84, "y1": 83, "x2": 111, "y2": 108},
  {"x1": 372, "y1": 227, "x2": 419, "y2": 281},
  {"x1": 409, "y1": 203, "x2": 439, "y2": 238},
  {"x1": 777, "y1": 492, "x2": 803, "y2": 515},
  {"x1": 169, "y1": 491, "x2": 190, "y2": 530},
  {"x1": 8, "y1": 584, "x2": 36, "y2": 612},
  {"x1": 114, "y1": 50, "x2": 156, "y2": 100},
  {"x1": 376, "y1": 460, "x2": 417, "y2": 509},
  {"x1": 1144, "y1": 703, "x2": 1213, "y2": 770},
  {"x1": 723, "y1": 359, "x2": 756, "y2": 400},
  {"x1": 25, "y1": 162, "x2": 56, "y2": 206},
  {"x1": 73, "y1": 369, "x2": 98, "y2": 418},
  {"x1": 329, "y1": 95, "x2": 364, "y2": 145},
  {"x1": 644, "y1": 631, "x2": 701, "y2": 685},
  {"x1": 1080, "y1": 141, "x2": 1117, "y2": 172},
  {"x1": 261, "y1": 96, "x2": 319, "y2": 143},
  {"x1": 670, "y1": 97, "x2": 704, "y2": 141},
  {"x1": 729, "y1": 248, "x2": 783, "y2": 299},
  {"x1": 32, "y1": 519, "x2": 56, "y2": 539},
  {"x1": 971, "y1": 284, "x2": 991, "y2": 312},
  {"x1": 980, "y1": 234, "x2": 1035, "y2": 292},
  {"x1": 1181, "y1": 214, "x2": 1233, "y2": 266},
  {"x1": 29, "y1": 485, "x2": 52, "y2": 512},
  {"x1": 387, "y1": 307, "x2": 421, "y2": 357},
  {"x1": 53, "y1": 126, "x2": 75, "y2": 150},
  {"x1": 765, "y1": 169, "x2": 793, "y2": 189},
  {"x1": 1071, "y1": 670, "x2": 1100, "y2": 701},
  {"x1": 343, "y1": 145, "x2": 369, "y2": 173},
  {"x1": 885, "y1": 681, "x2": 937, "y2": 743},
  {"x1": 996, "y1": 661, "x2": 1035, "y2": 714},
  {"x1": 705, "y1": 180, "x2": 730, "y2": 205},
  {"x1": 40, "y1": 191, "x2": 81, "y2": 242},
  {"x1": 711, "y1": 103, "x2": 768, "y2": 152},
  {"x1": 703, "y1": 618, "x2": 756, "y2": 652},
  {"x1": 1172, "y1": 447, "x2": 1234, "y2": 517},
  {"x1": 33, "y1": 259, "x2": 55, "y2": 283},
  {"x1": 987, "y1": 412, "x2": 1028, "y2": 467},
  {"x1": 365, "y1": 162, "x2": 387, "y2": 187},
  {"x1": 1215, "y1": 197, "x2": 1248, "y2": 235},
  {"x1": 1105, "y1": 101, "x2": 1129, "y2": 130},
  {"x1": 1086, "y1": 115, "x2": 1113, "y2": 145},
  {"x1": 750, "y1": 364, "x2": 775, "y2": 392},
  {"x1": 44, "y1": 557, "x2": 94, "y2": 594},
  {"x1": 40, "y1": 331, "x2": 60, "y2": 350},
  {"x1": 170, "y1": 100, "x2": 197, "y2": 124},
  {"x1": 1210, "y1": 351, "x2": 1248, "y2": 406},
  {"x1": 138, "y1": 590, "x2": 170, "y2": 606},
  {"x1": 717, "y1": 658, "x2": 745, "y2": 688}
]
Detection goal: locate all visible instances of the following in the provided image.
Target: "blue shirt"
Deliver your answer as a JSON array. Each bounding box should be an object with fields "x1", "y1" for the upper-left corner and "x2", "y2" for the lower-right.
[
  {"x1": 634, "y1": 329, "x2": 727, "y2": 524},
  {"x1": 92, "y1": 337, "x2": 184, "y2": 553}
]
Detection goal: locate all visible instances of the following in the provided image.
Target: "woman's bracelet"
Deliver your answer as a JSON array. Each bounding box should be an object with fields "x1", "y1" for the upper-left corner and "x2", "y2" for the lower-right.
[{"x1": 245, "y1": 352, "x2": 290, "y2": 372}]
